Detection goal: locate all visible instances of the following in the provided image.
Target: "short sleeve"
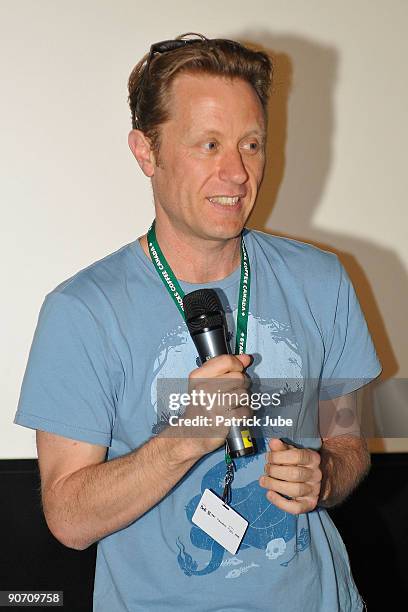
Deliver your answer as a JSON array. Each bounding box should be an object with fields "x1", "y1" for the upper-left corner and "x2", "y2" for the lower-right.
[
  {"x1": 14, "y1": 291, "x2": 121, "y2": 446},
  {"x1": 319, "y1": 259, "x2": 382, "y2": 399}
]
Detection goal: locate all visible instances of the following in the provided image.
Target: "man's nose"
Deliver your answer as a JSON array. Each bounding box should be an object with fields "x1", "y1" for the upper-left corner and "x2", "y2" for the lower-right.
[{"x1": 218, "y1": 149, "x2": 249, "y2": 184}]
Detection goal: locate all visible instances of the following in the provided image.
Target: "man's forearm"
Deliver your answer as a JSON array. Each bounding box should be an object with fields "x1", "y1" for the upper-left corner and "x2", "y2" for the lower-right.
[
  {"x1": 318, "y1": 435, "x2": 371, "y2": 508},
  {"x1": 44, "y1": 433, "x2": 200, "y2": 550}
]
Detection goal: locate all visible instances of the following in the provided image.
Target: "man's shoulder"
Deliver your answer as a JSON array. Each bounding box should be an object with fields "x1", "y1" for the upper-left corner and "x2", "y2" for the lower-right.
[
  {"x1": 46, "y1": 240, "x2": 136, "y2": 305},
  {"x1": 245, "y1": 228, "x2": 341, "y2": 278}
]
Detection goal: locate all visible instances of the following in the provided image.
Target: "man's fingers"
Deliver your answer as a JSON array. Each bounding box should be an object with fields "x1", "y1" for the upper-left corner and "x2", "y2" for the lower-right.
[
  {"x1": 259, "y1": 474, "x2": 317, "y2": 499},
  {"x1": 217, "y1": 372, "x2": 251, "y2": 387},
  {"x1": 189, "y1": 354, "x2": 251, "y2": 378},
  {"x1": 262, "y1": 489, "x2": 317, "y2": 515},
  {"x1": 264, "y1": 463, "x2": 315, "y2": 483},
  {"x1": 267, "y1": 447, "x2": 321, "y2": 468},
  {"x1": 188, "y1": 378, "x2": 251, "y2": 406},
  {"x1": 262, "y1": 440, "x2": 322, "y2": 514}
]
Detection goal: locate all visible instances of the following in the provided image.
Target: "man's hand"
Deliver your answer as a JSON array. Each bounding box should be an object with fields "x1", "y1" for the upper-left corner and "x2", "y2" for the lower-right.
[
  {"x1": 176, "y1": 353, "x2": 252, "y2": 459},
  {"x1": 259, "y1": 438, "x2": 322, "y2": 515}
]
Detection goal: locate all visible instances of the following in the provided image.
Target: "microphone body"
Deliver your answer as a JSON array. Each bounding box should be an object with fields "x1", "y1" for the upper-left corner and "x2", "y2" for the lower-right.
[
  {"x1": 183, "y1": 289, "x2": 256, "y2": 458},
  {"x1": 192, "y1": 327, "x2": 232, "y2": 361}
]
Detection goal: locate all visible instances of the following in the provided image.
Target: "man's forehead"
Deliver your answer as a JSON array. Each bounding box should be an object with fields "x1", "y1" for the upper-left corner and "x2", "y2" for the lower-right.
[
  {"x1": 167, "y1": 72, "x2": 266, "y2": 130},
  {"x1": 169, "y1": 71, "x2": 259, "y2": 102}
]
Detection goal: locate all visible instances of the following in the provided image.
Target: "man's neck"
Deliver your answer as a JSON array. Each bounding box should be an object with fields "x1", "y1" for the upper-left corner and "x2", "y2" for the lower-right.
[{"x1": 139, "y1": 221, "x2": 242, "y2": 283}]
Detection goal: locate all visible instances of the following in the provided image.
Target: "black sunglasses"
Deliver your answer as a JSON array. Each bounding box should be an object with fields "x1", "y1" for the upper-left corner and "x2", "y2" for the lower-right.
[
  {"x1": 146, "y1": 36, "x2": 242, "y2": 65},
  {"x1": 149, "y1": 38, "x2": 204, "y2": 56}
]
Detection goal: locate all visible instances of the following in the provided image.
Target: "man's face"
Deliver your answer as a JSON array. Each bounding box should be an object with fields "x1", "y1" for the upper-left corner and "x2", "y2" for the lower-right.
[{"x1": 150, "y1": 72, "x2": 266, "y2": 242}]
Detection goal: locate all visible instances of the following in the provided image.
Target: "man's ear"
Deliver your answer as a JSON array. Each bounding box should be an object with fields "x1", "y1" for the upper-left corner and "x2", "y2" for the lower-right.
[{"x1": 128, "y1": 129, "x2": 156, "y2": 177}]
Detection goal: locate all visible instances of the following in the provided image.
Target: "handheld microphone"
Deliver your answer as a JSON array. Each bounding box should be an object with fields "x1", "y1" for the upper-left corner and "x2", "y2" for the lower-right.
[{"x1": 182, "y1": 288, "x2": 256, "y2": 458}]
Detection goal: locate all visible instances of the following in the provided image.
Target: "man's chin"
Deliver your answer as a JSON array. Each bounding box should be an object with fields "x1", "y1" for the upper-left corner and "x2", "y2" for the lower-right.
[
  {"x1": 206, "y1": 214, "x2": 251, "y2": 238},
  {"x1": 201, "y1": 224, "x2": 245, "y2": 242}
]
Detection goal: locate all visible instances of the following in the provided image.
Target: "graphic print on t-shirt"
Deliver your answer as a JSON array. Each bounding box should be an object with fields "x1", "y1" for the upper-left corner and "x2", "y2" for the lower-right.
[{"x1": 149, "y1": 310, "x2": 311, "y2": 577}]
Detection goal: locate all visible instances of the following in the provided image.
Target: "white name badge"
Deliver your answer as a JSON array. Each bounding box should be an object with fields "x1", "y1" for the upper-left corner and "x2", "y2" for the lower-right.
[{"x1": 192, "y1": 488, "x2": 249, "y2": 555}]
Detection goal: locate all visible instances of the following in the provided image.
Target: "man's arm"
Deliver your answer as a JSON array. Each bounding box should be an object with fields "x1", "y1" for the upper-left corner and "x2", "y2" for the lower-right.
[
  {"x1": 317, "y1": 435, "x2": 370, "y2": 508},
  {"x1": 37, "y1": 430, "x2": 199, "y2": 551},
  {"x1": 37, "y1": 353, "x2": 251, "y2": 551},
  {"x1": 318, "y1": 389, "x2": 370, "y2": 507}
]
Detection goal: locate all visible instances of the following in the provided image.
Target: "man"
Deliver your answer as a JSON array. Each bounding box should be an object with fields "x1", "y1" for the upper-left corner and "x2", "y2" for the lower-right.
[{"x1": 14, "y1": 33, "x2": 381, "y2": 611}]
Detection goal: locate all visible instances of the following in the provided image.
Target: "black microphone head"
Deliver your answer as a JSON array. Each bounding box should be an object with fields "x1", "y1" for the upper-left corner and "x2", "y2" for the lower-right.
[{"x1": 183, "y1": 289, "x2": 225, "y2": 334}]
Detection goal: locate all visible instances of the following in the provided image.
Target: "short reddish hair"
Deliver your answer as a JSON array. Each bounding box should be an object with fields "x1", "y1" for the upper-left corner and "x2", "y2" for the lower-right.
[{"x1": 127, "y1": 33, "x2": 273, "y2": 152}]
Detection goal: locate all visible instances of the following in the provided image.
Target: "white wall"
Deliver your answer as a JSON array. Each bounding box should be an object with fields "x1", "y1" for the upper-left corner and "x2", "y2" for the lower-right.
[{"x1": 1, "y1": 0, "x2": 407, "y2": 458}]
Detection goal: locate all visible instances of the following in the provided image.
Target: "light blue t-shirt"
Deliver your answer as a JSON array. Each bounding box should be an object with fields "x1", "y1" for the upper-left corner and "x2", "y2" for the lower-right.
[{"x1": 14, "y1": 229, "x2": 381, "y2": 612}]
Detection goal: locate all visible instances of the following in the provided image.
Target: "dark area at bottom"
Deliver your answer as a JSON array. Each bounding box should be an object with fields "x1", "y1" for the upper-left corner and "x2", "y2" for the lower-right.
[{"x1": 0, "y1": 455, "x2": 407, "y2": 611}]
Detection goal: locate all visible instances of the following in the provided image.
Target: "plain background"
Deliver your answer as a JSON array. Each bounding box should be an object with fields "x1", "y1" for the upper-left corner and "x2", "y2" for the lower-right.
[{"x1": 1, "y1": 0, "x2": 407, "y2": 458}]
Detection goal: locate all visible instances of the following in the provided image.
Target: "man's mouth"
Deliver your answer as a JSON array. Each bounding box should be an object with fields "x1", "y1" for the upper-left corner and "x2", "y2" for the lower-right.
[{"x1": 207, "y1": 196, "x2": 243, "y2": 206}]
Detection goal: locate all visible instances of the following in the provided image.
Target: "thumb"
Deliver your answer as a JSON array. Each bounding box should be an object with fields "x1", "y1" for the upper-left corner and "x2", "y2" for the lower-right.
[
  {"x1": 268, "y1": 438, "x2": 289, "y2": 452},
  {"x1": 235, "y1": 353, "x2": 252, "y2": 370}
]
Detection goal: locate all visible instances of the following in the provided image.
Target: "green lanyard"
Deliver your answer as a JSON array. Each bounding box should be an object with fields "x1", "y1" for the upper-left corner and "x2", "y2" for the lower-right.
[{"x1": 147, "y1": 219, "x2": 251, "y2": 354}]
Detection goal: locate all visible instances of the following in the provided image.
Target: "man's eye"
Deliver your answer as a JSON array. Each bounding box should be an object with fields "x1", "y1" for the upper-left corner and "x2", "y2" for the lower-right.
[
  {"x1": 242, "y1": 141, "x2": 260, "y2": 153},
  {"x1": 203, "y1": 142, "x2": 218, "y2": 151}
]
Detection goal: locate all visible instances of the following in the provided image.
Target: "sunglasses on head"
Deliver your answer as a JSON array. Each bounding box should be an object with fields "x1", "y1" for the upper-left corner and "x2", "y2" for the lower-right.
[
  {"x1": 133, "y1": 36, "x2": 242, "y2": 127},
  {"x1": 146, "y1": 35, "x2": 241, "y2": 63}
]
